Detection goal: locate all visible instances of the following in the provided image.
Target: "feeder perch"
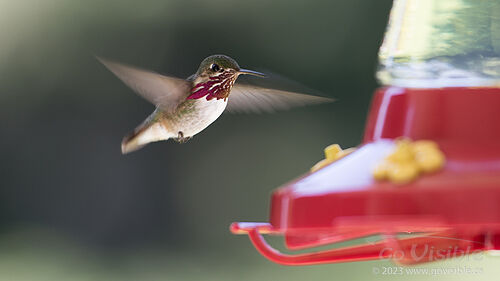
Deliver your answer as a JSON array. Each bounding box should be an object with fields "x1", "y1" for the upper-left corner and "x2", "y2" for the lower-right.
[{"x1": 231, "y1": 0, "x2": 500, "y2": 266}]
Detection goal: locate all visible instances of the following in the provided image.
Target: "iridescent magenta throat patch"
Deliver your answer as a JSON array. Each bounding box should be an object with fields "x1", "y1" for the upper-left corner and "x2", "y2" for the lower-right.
[{"x1": 187, "y1": 73, "x2": 235, "y2": 101}]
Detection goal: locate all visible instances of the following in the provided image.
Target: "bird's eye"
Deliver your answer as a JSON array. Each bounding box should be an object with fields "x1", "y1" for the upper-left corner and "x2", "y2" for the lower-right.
[{"x1": 211, "y1": 63, "x2": 220, "y2": 72}]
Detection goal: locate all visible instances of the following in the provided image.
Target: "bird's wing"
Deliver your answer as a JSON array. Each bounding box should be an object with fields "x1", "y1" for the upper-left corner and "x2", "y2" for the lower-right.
[
  {"x1": 226, "y1": 84, "x2": 334, "y2": 113},
  {"x1": 98, "y1": 57, "x2": 191, "y2": 113}
]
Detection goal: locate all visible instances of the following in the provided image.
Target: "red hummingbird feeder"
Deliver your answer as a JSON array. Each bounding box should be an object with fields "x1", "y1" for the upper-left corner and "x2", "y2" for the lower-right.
[{"x1": 231, "y1": 0, "x2": 500, "y2": 265}]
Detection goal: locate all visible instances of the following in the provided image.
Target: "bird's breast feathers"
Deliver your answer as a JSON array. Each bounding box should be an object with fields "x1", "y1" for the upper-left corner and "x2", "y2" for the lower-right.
[{"x1": 167, "y1": 98, "x2": 227, "y2": 138}]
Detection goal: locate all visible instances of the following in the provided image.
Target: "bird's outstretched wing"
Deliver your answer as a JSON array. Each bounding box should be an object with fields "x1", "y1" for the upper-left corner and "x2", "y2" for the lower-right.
[
  {"x1": 226, "y1": 84, "x2": 334, "y2": 113},
  {"x1": 97, "y1": 57, "x2": 191, "y2": 113}
]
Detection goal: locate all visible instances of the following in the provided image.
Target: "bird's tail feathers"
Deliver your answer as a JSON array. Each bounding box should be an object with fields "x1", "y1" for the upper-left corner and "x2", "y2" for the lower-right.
[{"x1": 121, "y1": 117, "x2": 172, "y2": 154}]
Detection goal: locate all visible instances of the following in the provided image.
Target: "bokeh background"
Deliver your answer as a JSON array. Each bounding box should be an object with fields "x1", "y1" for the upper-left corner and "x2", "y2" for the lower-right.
[{"x1": 0, "y1": 0, "x2": 498, "y2": 280}]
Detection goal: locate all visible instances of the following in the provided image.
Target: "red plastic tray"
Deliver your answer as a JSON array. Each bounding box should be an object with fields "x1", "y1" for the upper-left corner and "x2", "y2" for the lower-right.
[{"x1": 231, "y1": 87, "x2": 500, "y2": 265}]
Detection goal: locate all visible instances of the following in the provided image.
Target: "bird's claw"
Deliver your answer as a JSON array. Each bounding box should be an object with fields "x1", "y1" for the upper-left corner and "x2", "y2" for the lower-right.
[{"x1": 174, "y1": 131, "x2": 192, "y2": 143}]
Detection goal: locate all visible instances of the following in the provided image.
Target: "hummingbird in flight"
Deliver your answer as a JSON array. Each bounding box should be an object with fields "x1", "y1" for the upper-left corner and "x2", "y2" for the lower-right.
[{"x1": 98, "y1": 55, "x2": 333, "y2": 154}]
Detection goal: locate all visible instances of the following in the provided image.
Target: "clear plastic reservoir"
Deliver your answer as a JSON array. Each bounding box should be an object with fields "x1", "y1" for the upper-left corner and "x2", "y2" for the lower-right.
[{"x1": 377, "y1": 0, "x2": 500, "y2": 87}]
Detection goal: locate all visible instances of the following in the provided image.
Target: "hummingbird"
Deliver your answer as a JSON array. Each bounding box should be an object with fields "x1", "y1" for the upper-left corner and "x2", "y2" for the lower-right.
[{"x1": 98, "y1": 55, "x2": 333, "y2": 154}]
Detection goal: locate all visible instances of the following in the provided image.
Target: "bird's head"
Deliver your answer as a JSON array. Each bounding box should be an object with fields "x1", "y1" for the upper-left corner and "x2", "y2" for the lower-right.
[{"x1": 188, "y1": 54, "x2": 265, "y2": 101}]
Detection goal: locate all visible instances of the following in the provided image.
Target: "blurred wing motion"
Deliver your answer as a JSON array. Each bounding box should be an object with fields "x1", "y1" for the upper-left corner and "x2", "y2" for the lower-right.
[
  {"x1": 97, "y1": 57, "x2": 190, "y2": 113},
  {"x1": 227, "y1": 84, "x2": 334, "y2": 113}
]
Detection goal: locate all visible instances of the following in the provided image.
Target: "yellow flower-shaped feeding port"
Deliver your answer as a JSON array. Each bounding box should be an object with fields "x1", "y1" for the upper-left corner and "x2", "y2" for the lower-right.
[
  {"x1": 311, "y1": 144, "x2": 356, "y2": 172},
  {"x1": 373, "y1": 139, "x2": 446, "y2": 184}
]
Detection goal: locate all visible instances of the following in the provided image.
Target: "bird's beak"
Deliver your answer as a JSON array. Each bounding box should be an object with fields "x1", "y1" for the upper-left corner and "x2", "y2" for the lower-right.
[{"x1": 238, "y1": 68, "x2": 266, "y2": 78}]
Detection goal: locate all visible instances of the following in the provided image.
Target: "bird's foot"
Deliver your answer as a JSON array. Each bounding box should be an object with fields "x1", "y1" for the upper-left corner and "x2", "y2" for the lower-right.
[{"x1": 173, "y1": 131, "x2": 192, "y2": 143}]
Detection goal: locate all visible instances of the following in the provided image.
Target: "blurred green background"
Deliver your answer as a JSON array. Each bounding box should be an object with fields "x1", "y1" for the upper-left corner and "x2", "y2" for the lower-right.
[{"x1": 1, "y1": 0, "x2": 498, "y2": 280}]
